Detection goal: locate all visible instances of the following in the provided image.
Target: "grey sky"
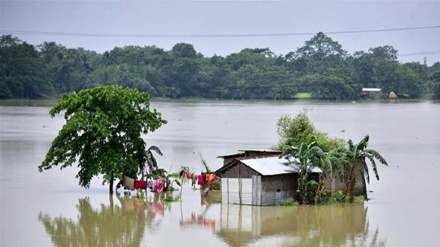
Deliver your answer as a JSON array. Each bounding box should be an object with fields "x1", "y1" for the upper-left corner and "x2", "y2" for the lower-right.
[{"x1": 1, "y1": 0, "x2": 440, "y2": 65}]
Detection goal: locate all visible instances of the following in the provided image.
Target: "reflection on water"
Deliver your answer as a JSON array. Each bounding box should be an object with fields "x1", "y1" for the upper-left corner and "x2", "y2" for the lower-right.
[
  {"x1": 38, "y1": 191, "x2": 384, "y2": 247},
  {"x1": 39, "y1": 195, "x2": 153, "y2": 247},
  {"x1": 38, "y1": 191, "x2": 222, "y2": 247},
  {"x1": 218, "y1": 203, "x2": 385, "y2": 247}
]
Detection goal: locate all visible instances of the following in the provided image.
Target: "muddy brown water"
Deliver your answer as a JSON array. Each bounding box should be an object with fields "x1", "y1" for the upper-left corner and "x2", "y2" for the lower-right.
[{"x1": 1, "y1": 100, "x2": 439, "y2": 247}]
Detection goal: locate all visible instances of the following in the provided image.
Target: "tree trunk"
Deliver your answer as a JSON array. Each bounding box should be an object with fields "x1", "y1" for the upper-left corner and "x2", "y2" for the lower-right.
[
  {"x1": 314, "y1": 174, "x2": 324, "y2": 205},
  {"x1": 360, "y1": 170, "x2": 369, "y2": 201},
  {"x1": 349, "y1": 176, "x2": 356, "y2": 203},
  {"x1": 109, "y1": 193, "x2": 114, "y2": 214},
  {"x1": 109, "y1": 173, "x2": 114, "y2": 195},
  {"x1": 343, "y1": 165, "x2": 355, "y2": 203}
]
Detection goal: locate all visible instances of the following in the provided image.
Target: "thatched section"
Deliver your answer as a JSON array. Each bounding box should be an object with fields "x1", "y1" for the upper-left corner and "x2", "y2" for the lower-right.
[
  {"x1": 389, "y1": 91, "x2": 398, "y2": 99},
  {"x1": 122, "y1": 176, "x2": 135, "y2": 190}
]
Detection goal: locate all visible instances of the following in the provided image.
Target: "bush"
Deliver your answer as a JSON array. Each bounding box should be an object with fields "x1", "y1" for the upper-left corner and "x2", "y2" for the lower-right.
[{"x1": 280, "y1": 197, "x2": 299, "y2": 206}]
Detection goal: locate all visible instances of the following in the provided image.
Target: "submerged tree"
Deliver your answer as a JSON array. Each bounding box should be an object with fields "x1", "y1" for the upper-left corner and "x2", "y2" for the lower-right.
[
  {"x1": 276, "y1": 111, "x2": 388, "y2": 204},
  {"x1": 38, "y1": 85, "x2": 166, "y2": 194}
]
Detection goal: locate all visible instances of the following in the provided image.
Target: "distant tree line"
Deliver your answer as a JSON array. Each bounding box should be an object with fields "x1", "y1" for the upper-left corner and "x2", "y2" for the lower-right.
[{"x1": 1, "y1": 33, "x2": 440, "y2": 100}]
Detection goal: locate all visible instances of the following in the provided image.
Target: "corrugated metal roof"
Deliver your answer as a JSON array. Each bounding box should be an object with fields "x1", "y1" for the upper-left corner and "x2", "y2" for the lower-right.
[
  {"x1": 362, "y1": 88, "x2": 382, "y2": 92},
  {"x1": 238, "y1": 149, "x2": 282, "y2": 153},
  {"x1": 240, "y1": 157, "x2": 321, "y2": 176},
  {"x1": 217, "y1": 149, "x2": 281, "y2": 158}
]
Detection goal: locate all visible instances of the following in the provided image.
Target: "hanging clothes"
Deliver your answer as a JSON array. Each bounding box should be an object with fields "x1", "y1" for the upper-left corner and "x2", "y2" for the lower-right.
[
  {"x1": 156, "y1": 178, "x2": 165, "y2": 193},
  {"x1": 134, "y1": 180, "x2": 147, "y2": 190},
  {"x1": 206, "y1": 173, "x2": 216, "y2": 183},
  {"x1": 151, "y1": 179, "x2": 158, "y2": 192},
  {"x1": 197, "y1": 173, "x2": 205, "y2": 185}
]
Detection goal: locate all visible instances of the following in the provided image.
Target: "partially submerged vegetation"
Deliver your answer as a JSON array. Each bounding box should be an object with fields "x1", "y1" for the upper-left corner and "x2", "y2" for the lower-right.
[
  {"x1": 37, "y1": 85, "x2": 386, "y2": 205},
  {"x1": 38, "y1": 85, "x2": 167, "y2": 194},
  {"x1": 275, "y1": 110, "x2": 388, "y2": 205}
]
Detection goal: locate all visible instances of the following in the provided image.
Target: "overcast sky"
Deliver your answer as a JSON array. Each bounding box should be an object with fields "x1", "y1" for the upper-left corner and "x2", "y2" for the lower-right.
[{"x1": 1, "y1": 0, "x2": 440, "y2": 65}]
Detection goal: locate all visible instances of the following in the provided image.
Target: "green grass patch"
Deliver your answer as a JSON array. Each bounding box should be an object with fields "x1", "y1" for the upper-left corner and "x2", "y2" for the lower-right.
[{"x1": 294, "y1": 92, "x2": 313, "y2": 99}]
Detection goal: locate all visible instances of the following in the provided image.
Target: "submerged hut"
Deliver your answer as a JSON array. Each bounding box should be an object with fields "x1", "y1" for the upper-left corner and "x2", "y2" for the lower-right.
[
  {"x1": 217, "y1": 150, "x2": 368, "y2": 204},
  {"x1": 215, "y1": 156, "x2": 321, "y2": 206}
]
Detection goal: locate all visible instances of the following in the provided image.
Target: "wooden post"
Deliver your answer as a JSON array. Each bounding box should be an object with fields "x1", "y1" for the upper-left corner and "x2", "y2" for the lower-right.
[{"x1": 238, "y1": 163, "x2": 242, "y2": 205}]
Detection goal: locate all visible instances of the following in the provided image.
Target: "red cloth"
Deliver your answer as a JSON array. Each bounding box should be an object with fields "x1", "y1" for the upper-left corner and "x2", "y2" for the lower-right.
[{"x1": 134, "y1": 180, "x2": 147, "y2": 189}]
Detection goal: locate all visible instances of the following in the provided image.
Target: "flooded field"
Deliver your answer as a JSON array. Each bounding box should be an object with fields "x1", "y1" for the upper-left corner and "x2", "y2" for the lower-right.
[{"x1": 1, "y1": 100, "x2": 439, "y2": 247}]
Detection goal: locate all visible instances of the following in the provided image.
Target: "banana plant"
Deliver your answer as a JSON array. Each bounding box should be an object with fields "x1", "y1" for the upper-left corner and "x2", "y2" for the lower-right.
[
  {"x1": 138, "y1": 145, "x2": 163, "y2": 177},
  {"x1": 343, "y1": 135, "x2": 388, "y2": 202},
  {"x1": 280, "y1": 135, "x2": 325, "y2": 205}
]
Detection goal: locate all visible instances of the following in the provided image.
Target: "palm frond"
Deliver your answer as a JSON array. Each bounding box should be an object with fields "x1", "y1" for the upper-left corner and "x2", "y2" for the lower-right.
[
  {"x1": 199, "y1": 152, "x2": 212, "y2": 173},
  {"x1": 363, "y1": 160, "x2": 371, "y2": 183},
  {"x1": 147, "y1": 146, "x2": 163, "y2": 156},
  {"x1": 280, "y1": 145, "x2": 299, "y2": 158},
  {"x1": 357, "y1": 135, "x2": 370, "y2": 151},
  {"x1": 365, "y1": 149, "x2": 388, "y2": 166},
  {"x1": 365, "y1": 153, "x2": 379, "y2": 181},
  {"x1": 348, "y1": 139, "x2": 354, "y2": 151},
  {"x1": 145, "y1": 145, "x2": 163, "y2": 173}
]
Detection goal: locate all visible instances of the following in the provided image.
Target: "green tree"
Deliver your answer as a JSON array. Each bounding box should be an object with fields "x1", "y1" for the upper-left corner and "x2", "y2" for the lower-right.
[
  {"x1": 392, "y1": 64, "x2": 423, "y2": 99},
  {"x1": 275, "y1": 111, "x2": 316, "y2": 150},
  {"x1": 429, "y1": 63, "x2": 440, "y2": 99},
  {"x1": 343, "y1": 135, "x2": 388, "y2": 202},
  {"x1": 198, "y1": 55, "x2": 232, "y2": 98},
  {"x1": 38, "y1": 85, "x2": 166, "y2": 194},
  {"x1": 0, "y1": 35, "x2": 53, "y2": 98},
  {"x1": 299, "y1": 74, "x2": 357, "y2": 100},
  {"x1": 159, "y1": 43, "x2": 202, "y2": 98},
  {"x1": 290, "y1": 32, "x2": 347, "y2": 75}
]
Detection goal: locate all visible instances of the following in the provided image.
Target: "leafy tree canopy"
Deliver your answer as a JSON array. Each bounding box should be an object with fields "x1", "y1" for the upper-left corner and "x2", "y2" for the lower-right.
[
  {"x1": 38, "y1": 85, "x2": 167, "y2": 194},
  {"x1": 1, "y1": 34, "x2": 437, "y2": 101}
]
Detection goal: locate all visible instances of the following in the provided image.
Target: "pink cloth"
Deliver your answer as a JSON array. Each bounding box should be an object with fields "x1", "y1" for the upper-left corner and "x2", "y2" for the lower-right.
[
  {"x1": 151, "y1": 178, "x2": 165, "y2": 193},
  {"x1": 156, "y1": 178, "x2": 165, "y2": 193}
]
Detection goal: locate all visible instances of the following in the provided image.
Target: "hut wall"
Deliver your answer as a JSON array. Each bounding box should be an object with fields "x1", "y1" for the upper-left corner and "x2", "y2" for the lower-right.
[
  {"x1": 221, "y1": 163, "x2": 259, "y2": 179},
  {"x1": 323, "y1": 162, "x2": 366, "y2": 196},
  {"x1": 220, "y1": 162, "x2": 301, "y2": 206},
  {"x1": 221, "y1": 154, "x2": 245, "y2": 166},
  {"x1": 222, "y1": 175, "x2": 262, "y2": 205},
  {"x1": 260, "y1": 191, "x2": 296, "y2": 206},
  {"x1": 260, "y1": 174, "x2": 298, "y2": 206},
  {"x1": 324, "y1": 173, "x2": 345, "y2": 193},
  {"x1": 261, "y1": 174, "x2": 297, "y2": 191}
]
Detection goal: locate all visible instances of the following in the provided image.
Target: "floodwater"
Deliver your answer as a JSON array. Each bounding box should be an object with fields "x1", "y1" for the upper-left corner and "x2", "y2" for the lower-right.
[{"x1": 1, "y1": 100, "x2": 439, "y2": 247}]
